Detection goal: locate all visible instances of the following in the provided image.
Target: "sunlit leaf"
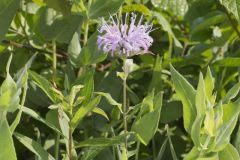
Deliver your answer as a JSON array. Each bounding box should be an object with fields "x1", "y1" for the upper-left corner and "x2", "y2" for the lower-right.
[
  {"x1": 0, "y1": 114, "x2": 17, "y2": 160},
  {"x1": 170, "y1": 65, "x2": 196, "y2": 133}
]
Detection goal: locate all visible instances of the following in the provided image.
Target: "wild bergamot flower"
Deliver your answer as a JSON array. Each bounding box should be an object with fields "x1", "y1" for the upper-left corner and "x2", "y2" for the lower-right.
[{"x1": 97, "y1": 13, "x2": 153, "y2": 57}]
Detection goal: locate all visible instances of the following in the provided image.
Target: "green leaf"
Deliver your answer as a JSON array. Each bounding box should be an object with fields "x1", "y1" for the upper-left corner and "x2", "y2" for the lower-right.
[
  {"x1": 44, "y1": 0, "x2": 71, "y2": 16},
  {"x1": 190, "y1": 12, "x2": 226, "y2": 40},
  {"x1": 132, "y1": 92, "x2": 163, "y2": 145},
  {"x1": 213, "y1": 58, "x2": 240, "y2": 67},
  {"x1": 151, "y1": 0, "x2": 188, "y2": 17},
  {"x1": 14, "y1": 132, "x2": 55, "y2": 160},
  {"x1": 29, "y1": 71, "x2": 63, "y2": 103},
  {"x1": 78, "y1": 32, "x2": 107, "y2": 66},
  {"x1": 184, "y1": 147, "x2": 219, "y2": 160},
  {"x1": 0, "y1": 0, "x2": 20, "y2": 42},
  {"x1": 220, "y1": 0, "x2": 240, "y2": 22},
  {"x1": 75, "y1": 133, "x2": 129, "y2": 148},
  {"x1": 22, "y1": 106, "x2": 63, "y2": 136},
  {"x1": 92, "y1": 107, "x2": 109, "y2": 121},
  {"x1": 0, "y1": 113, "x2": 17, "y2": 160},
  {"x1": 81, "y1": 147, "x2": 105, "y2": 160},
  {"x1": 191, "y1": 73, "x2": 207, "y2": 147},
  {"x1": 0, "y1": 55, "x2": 20, "y2": 112},
  {"x1": 148, "y1": 55, "x2": 162, "y2": 93},
  {"x1": 95, "y1": 92, "x2": 122, "y2": 112},
  {"x1": 215, "y1": 101, "x2": 240, "y2": 151},
  {"x1": 160, "y1": 101, "x2": 183, "y2": 123},
  {"x1": 16, "y1": 53, "x2": 37, "y2": 88},
  {"x1": 170, "y1": 64, "x2": 196, "y2": 133},
  {"x1": 153, "y1": 12, "x2": 182, "y2": 48},
  {"x1": 71, "y1": 96, "x2": 102, "y2": 130},
  {"x1": 36, "y1": 7, "x2": 82, "y2": 43},
  {"x1": 68, "y1": 32, "x2": 82, "y2": 67},
  {"x1": 122, "y1": 4, "x2": 151, "y2": 16},
  {"x1": 80, "y1": 70, "x2": 94, "y2": 104},
  {"x1": 204, "y1": 67, "x2": 214, "y2": 99},
  {"x1": 195, "y1": 73, "x2": 207, "y2": 116},
  {"x1": 204, "y1": 109, "x2": 215, "y2": 137},
  {"x1": 0, "y1": 73, "x2": 20, "y2": 112},
  {"x1": 219, "y1": 143, "x2": 240, "y2": 160},
  {"x1": 222, "y1": 82, "x2": 240, "y2": 104},
  {"x1": 88, "y1": 0, "x2": 124, "y2": 19}
]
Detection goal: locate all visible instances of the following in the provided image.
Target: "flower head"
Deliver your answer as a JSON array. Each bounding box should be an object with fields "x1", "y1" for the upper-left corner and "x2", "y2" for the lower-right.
[{"x1": 97, "y1": 13, "x2": 153, "y2": 57}]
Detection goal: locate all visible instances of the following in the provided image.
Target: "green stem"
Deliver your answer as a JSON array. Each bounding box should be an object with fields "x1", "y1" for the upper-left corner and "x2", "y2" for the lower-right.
[
  {"x1": 52, "y1": 40, "x2": 60, "y2": 159},
  {"x1": 69, "y1": 127, "x2": 73, "y2": 160},
  {"x1": 135, "y1": 141, "x2": 140, "y2": 160},
  {"x1": 52, "y1": 40, "x2": 57, "y2": 86},
  {"x1": 83, "y1": 20, "x2": 89, "y2": 46},
  {"x1": 55, "y1": 133, "x2": 60, "y2": 159},
  {"x1": 152, "y1": 138, "x2": 156, "y2": 159},
  {"x1": 83, "y1": 0, "x2": 92, "y2": 45},
  {"x1": 123, "y1": 58, "x2": 128, "y2": 157}
]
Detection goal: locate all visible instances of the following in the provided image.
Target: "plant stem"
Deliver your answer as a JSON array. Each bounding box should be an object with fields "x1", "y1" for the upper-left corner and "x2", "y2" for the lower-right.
[
  {"x1": 83, "y1": 20, "x2": 89, "y2": 46},
  {"x1": 52, "y1": 40, "x2": 60, "y2": 159},
  {"x1": 123, "y1": 58, "x2": 128, "y2": 156},
  {"x1": 52, "y1": 40, "x2": 57, "y2": 86},
  {"x1": 135, "y1": 141, "x2": 140, "y2": 160},
  {"x1": 55, "y1": 133, "x2": 60, "y2": 159},
  {"x1": 69, "y1": 127, "x2": 73, "y2": 160},
  {"x1": 83, "y1": 0, "x2": 92, "y2": 45},
  {"x1": 152, "y1": 138, "x2": 156, "y2": 159}
]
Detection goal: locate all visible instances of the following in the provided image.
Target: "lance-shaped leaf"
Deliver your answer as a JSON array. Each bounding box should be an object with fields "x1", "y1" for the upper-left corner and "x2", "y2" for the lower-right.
[
  {"x1": 95, "y1": 92, "x2": 122, "y2": 112},
  {"x1": 204, "y1": 67, "x2": 215, "y2": 100},
  {"x1": 170, "y1": 65, "x2": 196, "y2": 133},
  {"x1": 191, "y1": 73, "x2": 208, "y2": 148},
  {"x1": 75, "y1": 133, "x2": 130, "y2": 148},
  {"x1": 222, "y1": 82, "x2": 240, "y2": 104},
  {"x1": 132, "y1": 92, "x2": 163, "y2": 145},
  {"x1": 0, "y1": 114, "x2": 17, "y2": 160},
  {"x1": 71, "y1": 96, "x2": 102, "y2": 130},
  {"x1": 14, "y1": 132, "x2": 55, "y2": 160},
  {"x1": 22, "y1": 106, "x2": 63, "y2": 136},
  {"x1": 29, "y1": 71, "x2": 63, "y2": 103},
  {"x1": 215, "y1": 99, "x2": 240, "y2": 151}
]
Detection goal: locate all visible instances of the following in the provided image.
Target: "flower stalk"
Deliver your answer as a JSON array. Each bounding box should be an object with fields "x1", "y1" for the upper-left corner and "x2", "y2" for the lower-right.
[{"x1": 123, "y1": 58, "x2": 128, "y2": 151}]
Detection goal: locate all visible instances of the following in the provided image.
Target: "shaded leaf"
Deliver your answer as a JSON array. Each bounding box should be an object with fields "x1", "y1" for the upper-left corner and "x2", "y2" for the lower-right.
[
  {"x1": 29, "y1": 71, "x2": 63, "y2": 103},
  {"x1": 14, "y1": 132, "x2": 55, "y2": 160},
  {"x1": 89, "y1": 0, "x2": 124, "y2": 19},
  {"x1": 0, "y1": 0, "x2": 20, "y2": 42},
  {"x1": 76, "y1": 134, "x2": 129, "y2": 148},
  {"x1": 153, "y1": 12, "x2": 182, "y2": 48}
]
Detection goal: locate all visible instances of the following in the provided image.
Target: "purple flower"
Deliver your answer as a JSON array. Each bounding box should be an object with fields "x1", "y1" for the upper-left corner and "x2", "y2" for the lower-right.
[{"x1": 97, "y1": 13, "x2": 153, "y2": 57}]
